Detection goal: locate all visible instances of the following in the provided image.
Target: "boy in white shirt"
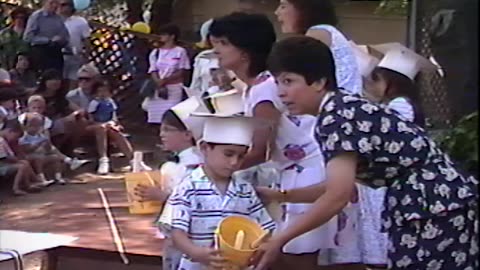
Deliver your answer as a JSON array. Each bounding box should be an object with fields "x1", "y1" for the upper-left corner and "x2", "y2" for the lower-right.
[{"x1": 169, "y1": 115, "x2": 276, "y2": 270}]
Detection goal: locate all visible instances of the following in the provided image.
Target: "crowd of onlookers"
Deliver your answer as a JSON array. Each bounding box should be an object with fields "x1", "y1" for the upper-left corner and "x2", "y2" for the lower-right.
[
  {"x1": 0, "y1": 0, "x2": 159, "y2": 196},
  {"x1": 0, "y1": 0, "x2": 245, "y2": 196}
]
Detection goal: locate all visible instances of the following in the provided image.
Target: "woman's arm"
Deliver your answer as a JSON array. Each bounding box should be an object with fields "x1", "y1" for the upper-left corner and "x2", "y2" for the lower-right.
[
  {"x1": 240, "y1": 101, "x2": 281, "y2": 169},
  {"x1": 256, "y1": 182, "x2": 327, "y2": 204},
  {"x1": 255, "y1": 153, "x2": 357, "y2": 270}
]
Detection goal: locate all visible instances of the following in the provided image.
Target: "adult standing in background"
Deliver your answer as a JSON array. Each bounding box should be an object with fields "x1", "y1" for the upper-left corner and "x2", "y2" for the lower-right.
[
  {"x1": 24, "y1": 0, "x2": 69, "y2": 74},
  {"x1": 58, "y1": 0, "x2": 91, "y2": 89},
  {"x1": 0, "y1": 6, "x2": 30, "y2": 70},
  {"x1": 143, "y1": 24, "x2": 190, "y2": 129},
  {"x1": 275, "y1": 0, "x2": 362, "y2": 95}
]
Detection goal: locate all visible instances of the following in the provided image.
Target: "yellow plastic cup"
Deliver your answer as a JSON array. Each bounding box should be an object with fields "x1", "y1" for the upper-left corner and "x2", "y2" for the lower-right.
[
  {"x1": 216, "y1": 216, "x2": 266, "y2": 267},
  {"x1": 125, "y1": 171, "x2": 163, "y2": 215}
]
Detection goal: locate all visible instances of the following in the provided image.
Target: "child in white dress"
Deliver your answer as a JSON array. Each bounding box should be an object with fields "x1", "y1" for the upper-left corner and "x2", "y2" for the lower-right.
[{"x1": 355, "y1": 42, "x2": 437, "y2": 268}]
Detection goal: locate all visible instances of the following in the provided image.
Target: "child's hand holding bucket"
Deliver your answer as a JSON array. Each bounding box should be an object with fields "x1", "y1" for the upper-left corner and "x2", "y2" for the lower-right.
[{"x1": 190, "y1": 246, "x2": 226, "y2": 269}]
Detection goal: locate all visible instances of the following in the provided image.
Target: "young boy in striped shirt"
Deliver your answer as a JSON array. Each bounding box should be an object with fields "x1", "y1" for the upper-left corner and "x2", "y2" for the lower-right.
[{"x1": 169, "y1": 115, "x2": 276, "y2": 270}]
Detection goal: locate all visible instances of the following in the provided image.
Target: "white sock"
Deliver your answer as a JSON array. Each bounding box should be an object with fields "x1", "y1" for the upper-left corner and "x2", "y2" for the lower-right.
[
  {"x1": 64, "y1": 157, "x2": 73, "y2": 164},
  {"x1": 55, "y1": 172, "x2": 63, "y2": 180},
  {"x1": 38, "y1": 173, "x2": 47, "y2": 182}
]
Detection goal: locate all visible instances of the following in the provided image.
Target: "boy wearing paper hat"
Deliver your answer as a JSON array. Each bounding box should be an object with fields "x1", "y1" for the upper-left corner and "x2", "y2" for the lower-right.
[
  {"x1": 136, "y1": 95, "x2": 208, "y2": 270},
  {"x1": 167, "y1": 112, "x2": 276, "y2": 269},
  {"x1": 364, "y1": 42, "x2": 437, "y2": 126}
]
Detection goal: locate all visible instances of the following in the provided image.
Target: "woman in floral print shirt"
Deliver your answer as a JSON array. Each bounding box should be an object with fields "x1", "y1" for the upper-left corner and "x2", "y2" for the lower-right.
[{"x1": 254, "y1": 36, "x2": 478, "y2": 270}]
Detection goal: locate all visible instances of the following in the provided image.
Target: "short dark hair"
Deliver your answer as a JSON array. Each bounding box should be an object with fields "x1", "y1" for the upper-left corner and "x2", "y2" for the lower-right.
[
  {"x1": 162, "y1": 110, "x2": 187, "y2": 131},
  {"x1": 90, "y1": 76, "x2": 114, "y2": 96},
  {"x1": 268, "y1": 36, "x2": 338, "y2": 90},
  {"x1": 10, "y1": 6, "x2": 29, "y2": 20},
  {"x1": 157, "y1": 23, "x2": 181, "y2": 42},
  {"x1": 287, "y1": 0, "x2": 338, "y2": 33},
  {"x1": 209, "y1": 12, "x2": 276, "y2": 77}
]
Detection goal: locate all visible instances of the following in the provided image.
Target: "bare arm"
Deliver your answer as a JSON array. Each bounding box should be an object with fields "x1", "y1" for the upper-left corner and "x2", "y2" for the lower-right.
[
  {"x1": 172, "y1": 229, "x2": 224, "y2": 267},
  {"x1": 172, "y1": 229, "x2": 201, "y2": 258},
  {"x1": 305, "y1": 29, "x2": 333, "y2": 47},
  {"x1": 240, "y1": 101, "x2": 281, "y2": 169}
]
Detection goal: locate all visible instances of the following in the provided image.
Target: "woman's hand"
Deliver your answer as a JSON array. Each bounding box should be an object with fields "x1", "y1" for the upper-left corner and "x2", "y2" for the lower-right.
[
  {"x1": 134, "y1": 185, "x2": 168, "y2": 203},
  {"x1": 255, "y1": 187, "x2": 283, "y2": 204},
  {"x1": 190, "y1": 246, "x2": 226, "y2": 269},
  {"x1": 250, "y1": 236, "x2": 284, "y2": 270}
]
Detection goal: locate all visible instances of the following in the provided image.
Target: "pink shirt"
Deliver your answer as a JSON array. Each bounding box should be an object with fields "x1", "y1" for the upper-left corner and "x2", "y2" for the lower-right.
[{"x1": 148, "y1": 46, "x2": 191, "y2": 85}]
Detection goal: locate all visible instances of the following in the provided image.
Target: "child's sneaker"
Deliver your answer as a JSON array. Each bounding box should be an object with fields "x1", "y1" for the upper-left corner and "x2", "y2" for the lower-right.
[
  {"x1": 67, "y1": 158, "x2": 90, "y2": 171},
  {"x1": 38, "y1": 174, "x2": 55, "y2": 187},
  {"x1": 40, "y1": 179, "x2": 55, "y2": 187},
  {"x1": 55, "y1": 178, "x2": 66, "y2": 185},
  {"x1": 97, "y1": 157, "x2": 110, "y2": 175}
]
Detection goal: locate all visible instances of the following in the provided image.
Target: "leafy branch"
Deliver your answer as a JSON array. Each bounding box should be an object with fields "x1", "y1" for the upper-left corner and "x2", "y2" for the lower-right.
[{"x1": 375, "y1": 0, "x2": 409, "y2": 16}]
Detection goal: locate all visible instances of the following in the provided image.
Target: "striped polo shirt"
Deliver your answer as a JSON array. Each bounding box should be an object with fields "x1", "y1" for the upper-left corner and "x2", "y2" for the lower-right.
[{"x1": 169, "y1": 166, "x2": 276, "y2": 269}]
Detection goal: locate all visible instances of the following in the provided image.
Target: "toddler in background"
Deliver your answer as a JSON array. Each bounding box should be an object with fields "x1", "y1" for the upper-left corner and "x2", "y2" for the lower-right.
[
  {"x1": 0, "y1": 121, "x2": 43, "y2": 196},
  {"x1": 87, "y1": 77, "x2": 120, "y2": 129},
  {"x1": 19, "y1": 113, "x2": 68, "y2": 185},
  {"x1": 18, "y1": 95, "x2": 89, "y2": 172},
  {"x1": 0, "y1": 83, "x2": 21, "y2": 129}
]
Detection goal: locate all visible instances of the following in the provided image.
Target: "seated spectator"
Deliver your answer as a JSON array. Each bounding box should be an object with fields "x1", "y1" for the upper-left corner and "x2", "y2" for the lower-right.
[
  {"x1": 0, "y1": 83, "x2": 21, "y2": 129},
  {"x1": 85, "y1": 77, "x2": 151, "y2": 174},
  {"x1": 0, "y1": 120, "x2": 43, "y2": 196},
  {"x1": 18, "y1": 95, "x2": 89, "y2": 172},
  {"x1": 18, "y1": 113, "x2": 64, "y2": 185},
  {"x1": 9, "y1": 53, "x2": 38, "y2": 94},
  {"x1": 34, "y1": 69, "x2": 80, "y2": 154},
  {"x1": 0, "y1": 69, "x2": 11, "y2": 83}
]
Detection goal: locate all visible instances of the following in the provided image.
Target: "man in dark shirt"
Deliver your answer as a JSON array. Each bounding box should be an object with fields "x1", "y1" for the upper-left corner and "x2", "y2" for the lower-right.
[{"x1": 23, "y1": 0, "x2": 70, "y2": 74}]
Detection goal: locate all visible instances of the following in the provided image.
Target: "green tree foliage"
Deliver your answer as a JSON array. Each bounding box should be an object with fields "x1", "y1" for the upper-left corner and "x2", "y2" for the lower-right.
[
  {"x1": 375, "y1": 0, "x2": 409, "y2": 16},
  {"x1": 438, "y1": 112, "x2": 479, "y2": 177}
]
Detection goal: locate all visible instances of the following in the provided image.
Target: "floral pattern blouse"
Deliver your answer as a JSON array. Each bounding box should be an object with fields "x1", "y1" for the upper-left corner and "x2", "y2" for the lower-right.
[{"x1": 314, "y1": 92, "x2": 478, "y2": 226}]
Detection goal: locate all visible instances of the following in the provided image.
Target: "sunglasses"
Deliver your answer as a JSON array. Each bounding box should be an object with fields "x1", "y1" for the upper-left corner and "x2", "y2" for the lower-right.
[
  {"x1": 78, "y1": 77, "x2": 92, "y2": 81},
  {"x1": 60, "y1": 3, "x2": 72, "y2": 7}
]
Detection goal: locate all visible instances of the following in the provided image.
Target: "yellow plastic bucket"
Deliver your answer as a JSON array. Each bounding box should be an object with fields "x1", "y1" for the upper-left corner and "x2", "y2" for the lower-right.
[
  {"x1": 125, "y1": 171, "x2": 163, "y2": 215},
  {"x1": 216, "y1": 216, "x2": 266, "y2": 267}
]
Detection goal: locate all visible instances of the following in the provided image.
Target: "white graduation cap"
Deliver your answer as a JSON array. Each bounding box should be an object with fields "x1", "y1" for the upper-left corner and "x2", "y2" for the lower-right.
[
  {"x1": 192, "y1": 114, "x2": 256, "y2": 147},
  {"x1": 170, "y1": 96, "x2": 209, "y2": 141},
  {"x1": 206, "y1": 89, "x2": 245, "y2": 116},
  {"x1": 349, "y1": 41, "x2": 380, "y2": 77},
  {"x1": 370, "y1": 42, "x2": 437, "y2": 80}
]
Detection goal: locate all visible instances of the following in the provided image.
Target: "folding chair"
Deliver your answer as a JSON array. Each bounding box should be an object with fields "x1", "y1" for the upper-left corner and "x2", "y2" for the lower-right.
[{"x1": 0, "y1": 249, "x2": 24, "y2": 270}]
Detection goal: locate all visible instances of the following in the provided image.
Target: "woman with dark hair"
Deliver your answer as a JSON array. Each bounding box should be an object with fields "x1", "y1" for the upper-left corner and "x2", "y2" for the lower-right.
[
  {"x1": 143, "y1": 23, "x2": 191, "y2": 130},
  {"x1": 210, "y1": 12, "x2": 346, "y2": 270},
  {"x1": 275, "y1": 0, "x2": 363, "y2": 95},
  {"x1": 9, "y1": 52, "x2": 38, "y2": 93},
  {"x1": 254, "y1": 36, "x2": 478, "y2": 270},
  {"x1": 0, "y1": 6, "x2": 30, "y2": 70}
]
